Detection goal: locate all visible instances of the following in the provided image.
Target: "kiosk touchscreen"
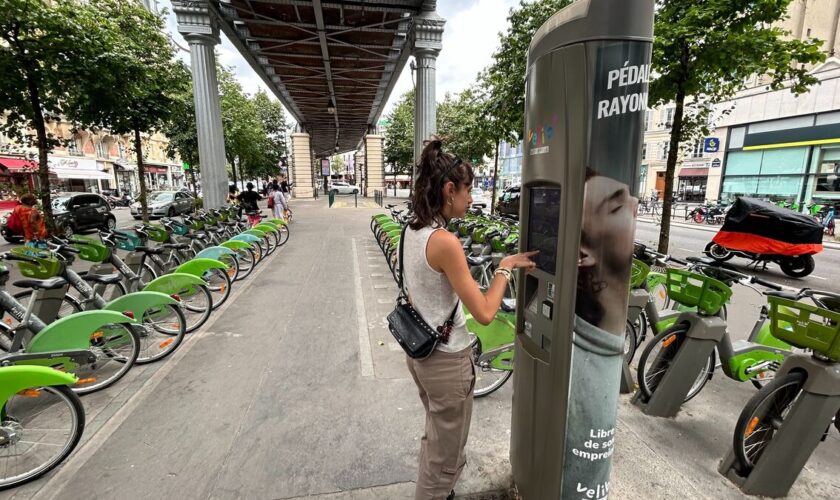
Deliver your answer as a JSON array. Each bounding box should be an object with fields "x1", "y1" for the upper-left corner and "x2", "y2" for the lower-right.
[{"x1": 510, "y1": 1, "x2": 654, "y2": 498}]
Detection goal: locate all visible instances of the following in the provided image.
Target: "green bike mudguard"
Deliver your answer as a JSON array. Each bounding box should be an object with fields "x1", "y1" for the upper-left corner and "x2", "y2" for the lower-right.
[
  {"x1": 143, "y1": 272, "x2": 206, "y2": 298},
  {"x1": 220, "y1": 240, "x2": 251, "y2": 251},
  {"x1": 243, "y1": 229, "x2": 266, "y2": 239},
  {"x1": 267, "y1": 218, "x2": 287, "y2": 227},
  {"x1": 255, "y1": 222, "x2": 278, "y2": 232},
  {"x1": 0, "y1": 365, "x2": 78, "y2": 404},
  {"x1": 230, "y1": 233, "x2": 260, "y2": 244},
  {"x1": 27, "y1": 310, "x2": 135, "y2": 353},
  {"x1": 103, "y1": 291, "x2": 180, "y2": 321},
  {"x1": 463, "y1": 306, "x2": 515, "y2": 371},
  {"x1": 175, "y1": 258, "x2": 228, "y2": 279},
  {"x1": 195, "y1": 246, "x2": 236, "y2": 261}
]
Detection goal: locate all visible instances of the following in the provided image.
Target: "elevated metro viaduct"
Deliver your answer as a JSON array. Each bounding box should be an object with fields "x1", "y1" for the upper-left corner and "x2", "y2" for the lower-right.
[{"x1": 172, "y1": 0, "x2": 445, "y2": 206}]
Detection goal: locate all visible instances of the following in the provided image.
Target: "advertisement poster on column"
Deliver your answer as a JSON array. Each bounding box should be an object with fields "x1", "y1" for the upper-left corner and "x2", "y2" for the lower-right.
[{"x1": 562, "y1": 41, "x2": 650, "y2": 498}]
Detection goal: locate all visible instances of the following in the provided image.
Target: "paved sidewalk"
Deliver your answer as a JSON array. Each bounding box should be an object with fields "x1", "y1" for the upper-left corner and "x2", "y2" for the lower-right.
[{"x1": 7, "y1": 199, "x2": 838, "y2": 499}]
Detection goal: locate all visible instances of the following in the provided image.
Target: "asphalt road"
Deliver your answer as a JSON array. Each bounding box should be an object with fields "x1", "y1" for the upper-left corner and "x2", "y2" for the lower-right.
[{"x1": 635, "y1": 218, "x2": 840, "y2": 293}]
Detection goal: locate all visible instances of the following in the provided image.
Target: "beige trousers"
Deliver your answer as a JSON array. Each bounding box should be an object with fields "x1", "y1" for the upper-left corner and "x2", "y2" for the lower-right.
[{"x1": 406, "y1": 348, "x2": 475, "y2": 500}]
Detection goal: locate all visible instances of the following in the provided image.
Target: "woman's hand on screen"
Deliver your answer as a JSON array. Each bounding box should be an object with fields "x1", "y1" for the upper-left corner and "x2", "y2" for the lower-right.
[{"x1": 500, "y1": 251, "x2": 538, "y2": 272}]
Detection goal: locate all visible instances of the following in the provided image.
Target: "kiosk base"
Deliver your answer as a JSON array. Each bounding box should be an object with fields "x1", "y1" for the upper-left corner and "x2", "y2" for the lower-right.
[
  {"x1": 620, "y1": 362, "x2": 634, "y2": 394},
  {"x1": 718, "y1": 355, "x2": 840, "y2": 498}
]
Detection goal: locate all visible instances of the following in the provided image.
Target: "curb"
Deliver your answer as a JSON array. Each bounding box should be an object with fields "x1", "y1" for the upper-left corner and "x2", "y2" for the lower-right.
[{"x1": 637, "y1": 217, "x2": 840, "y2": 251}]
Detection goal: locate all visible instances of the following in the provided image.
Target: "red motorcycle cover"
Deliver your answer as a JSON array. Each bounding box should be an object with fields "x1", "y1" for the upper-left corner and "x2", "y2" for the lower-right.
[{"x1": 712, "y1": 197, "x2": 823, "y2": 256}]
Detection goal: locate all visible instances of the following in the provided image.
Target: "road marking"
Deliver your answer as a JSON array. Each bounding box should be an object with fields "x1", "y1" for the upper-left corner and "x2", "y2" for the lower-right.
[
  {"x1": 33, "y1": 239, "x2": 288, "y2": 499},
  {"x1": 677, "y1": 248, "x2": 693, "y2": 253},
  {"x1": 812, "y1": 275, "x2": 828, "y2": 280},
  {"x1": 352, "y1": 238, "x2": 375, "y2": 378}
]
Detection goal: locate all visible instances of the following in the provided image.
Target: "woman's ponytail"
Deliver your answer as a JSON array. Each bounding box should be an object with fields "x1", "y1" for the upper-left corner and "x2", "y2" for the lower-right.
[{"x1": 409, "y1": 137, "x2": 474, "y2": 230}]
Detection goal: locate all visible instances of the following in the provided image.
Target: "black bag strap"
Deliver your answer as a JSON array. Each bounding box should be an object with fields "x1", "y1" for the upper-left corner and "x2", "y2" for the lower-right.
[{"x1": 399, "y1": 224, "x2": 460, "y2": 324}]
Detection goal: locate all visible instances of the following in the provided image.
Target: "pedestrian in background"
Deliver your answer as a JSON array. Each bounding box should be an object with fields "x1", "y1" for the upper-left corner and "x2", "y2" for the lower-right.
[
  {"x1": 271, "y1": 181, "x2": 288, "y2": 220},
  {"x1": 13, "y1": 194, "x2": 48, "y2": 249}
]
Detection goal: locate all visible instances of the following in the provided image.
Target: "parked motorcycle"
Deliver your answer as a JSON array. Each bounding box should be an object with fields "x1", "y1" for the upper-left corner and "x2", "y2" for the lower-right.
[{"x1": 704, "y1": 197, "x2": 822, "y2": 278}]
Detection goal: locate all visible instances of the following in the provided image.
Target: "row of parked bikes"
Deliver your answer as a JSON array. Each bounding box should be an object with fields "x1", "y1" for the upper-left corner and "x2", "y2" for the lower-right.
[
  {"x1": 371, "y1": 202, "x2": 838, "y2": 490},
  {"x1": 0, "y1": 206, "x2": 289, "y2": 490}
]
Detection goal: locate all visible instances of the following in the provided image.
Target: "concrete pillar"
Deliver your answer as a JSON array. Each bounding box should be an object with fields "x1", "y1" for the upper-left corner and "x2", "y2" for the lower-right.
[
  {"x1": 411, "y1": 10, "x2": 445, "y2": 168},
  {"x1": 290, "y1": 132, "x2": 314, "y2": 198},
  {"x1": 354, "y1": 149, "x2": 365, "y2": 194},
  {"x1": 173, "y1": 1, "x2": 228, "y2": 209},
  {"x1": 365, "y1": 135, "x2": 385, "y2": 196}
]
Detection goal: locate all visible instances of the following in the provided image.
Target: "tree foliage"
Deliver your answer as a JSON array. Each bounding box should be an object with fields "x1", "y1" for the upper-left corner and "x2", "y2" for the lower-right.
[
  {"x1": 650, "y1": 0, "x2": 825, "y2": 253},
  {"x1": 437, "y1": 87, "x2": 495, "y2": 172},
  {"x1": 0, "y1": 0, "x2": 125, "y2": 232},
  {"x1": 481, "y1": 0, "x2": 572, "y2": 142},
  {"x1": 383, "y1": 89, "x2": 415, "y2": 177},
  {"x1": 252, "y1": 90, "x2": 288, "y2": 179}
]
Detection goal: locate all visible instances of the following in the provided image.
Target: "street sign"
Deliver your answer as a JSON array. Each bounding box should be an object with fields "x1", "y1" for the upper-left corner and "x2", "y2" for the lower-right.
[
  {"x1": 711, "y1": 158, "x2": 721, "y2": 168},
  {"x1": 704, "y1": 137, "x2": 720, "y2": 153}
]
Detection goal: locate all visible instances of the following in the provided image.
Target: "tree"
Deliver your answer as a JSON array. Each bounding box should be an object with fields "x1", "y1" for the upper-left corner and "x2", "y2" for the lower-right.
[
  {"x1": 437, "y1": 88, "x2": 495, "y2": 171},
  {"x1": 482, "y1": 0, "x2": 572, "y2": 142},
  {"x1": 330, "y1": 155, "x2": 346, "y2": 176},
  {"x1": 383, "y1": 89, "x2": 415, "y2": 189},
  {"x1": 0, "y1": 0, "x2": 123, "y2": 232},
  {"x1": 480, "y1": 0, "x2": 571, "y2": 212},
  {"x1": 163, "y1": 73, "x2": 201, "y2": 199},
  {"x1": 218, "y1": 66, "x2": 268, "y2": 191},
  {"x1": 650, "y1": 0, "x2": 825, "y2": 253},
  {"x1": 252, "y1": 90, "x2": 288, "y2": 180}
]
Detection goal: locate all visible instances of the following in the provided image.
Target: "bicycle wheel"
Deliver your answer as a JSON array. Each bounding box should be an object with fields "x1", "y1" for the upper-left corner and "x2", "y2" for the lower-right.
[
  {"x1": 233, "y1": 248, "x2": 255, "y2": 281},
  {"x1": 218, "y1": 253, "x2": 240, "y2": 282},
  {"x1": 136, "y1": 304, "x2": 186, "y2": 364},
  {"x1": 472, "y1": 338, "x2": 513, "y2": 398},
  {"x1": 74, "y1": 322, "x2": 140, "y2": 395},
  {"x1": 277, "y1": 224, "x2": 290, "y2": 246},
  {"x1": 13, "y1": 291, "x2": 79, "y2": 321},
  {"x1": 733, "y1": 372, "x2": 805, "y2": 473},
  {"x1": 138, "y1": 262, "x2": 158, "y2": 289},
  {"x1": 637, "y1": 324, "x2": 714, "y2": 402},
  {"x1": 0, "y1": 385, "x2": 84, "y2": 490},
  {"x1": 179, "y1": 284, "x2": 213, "y2": 333},
  {"x1": 624, "y1": 319, "x2": 637, "y2": 364},
  {"x1": 203, "y1": 267, "x2": 232, "y2": 310}
]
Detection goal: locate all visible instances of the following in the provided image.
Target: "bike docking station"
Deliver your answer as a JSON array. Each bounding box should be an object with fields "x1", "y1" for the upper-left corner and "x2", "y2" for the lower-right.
[
  {"x1": 621, "y1": 287, "x2": 651, "y2": 393},
  {"x1": 510, "y1": 1, "x2": 653, "y2": 498},
  {"x1": 718, "y1": 352, "x2": 840, "y2": 496}
]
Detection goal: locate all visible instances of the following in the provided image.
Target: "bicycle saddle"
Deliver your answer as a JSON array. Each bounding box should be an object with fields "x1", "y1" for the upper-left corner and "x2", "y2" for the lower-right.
[
  {"x1": 14, "y1": 277, "x2": 67, "y2": 291},
  {"x1": 134, "y1": 246, "x2": 164, "y2": 255},
  {"x1": 466, "y1": 255, "x2": 493, "y2": 266},
  {"x1": 162, "y1": 243, "x2": 189, "y2": 250},
  {"x1": 82, "y1": 273, "x2": 123, "y2": 285},
  {"x1": 501, "y1": 298, "x2": 516, "y2": 313}
]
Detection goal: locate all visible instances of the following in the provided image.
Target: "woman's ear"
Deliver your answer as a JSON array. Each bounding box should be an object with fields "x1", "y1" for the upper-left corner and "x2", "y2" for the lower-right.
[
  {"x1": 579, "y1": 247, "x2": 595, "y2": 268},
  {"x1": 443, "y1": 180, "x2": 456, "y2": 198}
]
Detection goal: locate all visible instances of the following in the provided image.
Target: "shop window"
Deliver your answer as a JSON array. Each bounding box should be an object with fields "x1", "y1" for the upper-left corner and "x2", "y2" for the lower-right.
[
  {"x1": 815, "y1": 162, "x2": 840, "y2": 193},
  {"x1": 721, "y1": 177, "x2": 760, "y2": 200},
  {"x1": 759, "y1": 147, "x2": 808, "y2": 175},
  {"x1": 677, "y1": 176, "x2": 707, "y2": 202},
  {"x1": 725, "y1": 150, "x2": 763, "y2": 175},
  {"x1": 728, "y1": 127, "x2": 746, "y2": 149}
]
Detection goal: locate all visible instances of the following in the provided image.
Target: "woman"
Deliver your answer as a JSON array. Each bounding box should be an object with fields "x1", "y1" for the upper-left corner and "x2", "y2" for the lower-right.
[
  {"x1": 13, "y1": 194, "x2": 48, "y2": 248},
  {"x1": 270, "y1": 181, "x2": 288, "y2": 220},
  {"x1": 403, "y1": 139, "x2": 536, "y2": 500}
]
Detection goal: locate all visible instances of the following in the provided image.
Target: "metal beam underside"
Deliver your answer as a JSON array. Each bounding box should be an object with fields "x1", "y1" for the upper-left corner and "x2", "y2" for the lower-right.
[{"x1": 214, "y1": 0, "x2": 424, "y2": 157}]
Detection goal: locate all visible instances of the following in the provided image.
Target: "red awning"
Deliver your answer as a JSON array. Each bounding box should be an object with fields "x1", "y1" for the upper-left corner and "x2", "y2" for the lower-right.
[
  {"x1": 679, "y1": 167, "x2": 709, "y2": 177},
  {"x1": 0, "y1": 157, "x2": 37, "y2": 171}
]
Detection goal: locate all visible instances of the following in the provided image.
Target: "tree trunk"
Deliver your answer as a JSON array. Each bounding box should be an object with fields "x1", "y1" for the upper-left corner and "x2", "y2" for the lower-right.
[
  {"x1": 134, "y1": 128, "x2": 150, "y2": 223},
  {"x1": 657, "y1": 89, "x2": 686, "y2": 254},
  {"x1": 189, "y1": 168, "x2": 198, "y2": 199},
  {"x1": 490, "y1": 139, "x2": 500, "y2": 215},
  {"x1": 230, "y1": 155, "x2": 238, "y2": 189},
  {"x1": 24, "y1": 70, "x2": 55, "y2": 235}
]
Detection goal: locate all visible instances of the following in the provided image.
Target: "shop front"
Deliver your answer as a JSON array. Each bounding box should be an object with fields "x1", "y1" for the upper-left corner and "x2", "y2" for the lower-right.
[
  {"x1": 677, "y1": 164, "x2": 708, "y2": 202},
  {"x1": 48, "y1": 157, "x2": 112, "y2": 193},
  {"x1": 0, "y1": 157, "x2": 37, "y2": 201},
  {"x1": 144, "y1": 164, "x2": 170, "y2": 191},
  {"x1": 114, "y1": 162, "x2": 138, "y2": 196}
]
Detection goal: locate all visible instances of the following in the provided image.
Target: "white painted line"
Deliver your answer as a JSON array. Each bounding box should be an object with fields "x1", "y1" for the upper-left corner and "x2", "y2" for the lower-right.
[
  {"x1": 34, "y1": 240, "x2": 287, "y2": 499},
  {"x1": 373, "y1": 284, "x2": 391, "y2": 290},
  {"x1": 677, "y1": 248, "x2": 693, "y2": 252},
  {"x1": 812, "y1": 275, "x2": 828, "y2": 280},
  {"x1": 352, "y1": 239, "x2": 375, "y2": 378}
]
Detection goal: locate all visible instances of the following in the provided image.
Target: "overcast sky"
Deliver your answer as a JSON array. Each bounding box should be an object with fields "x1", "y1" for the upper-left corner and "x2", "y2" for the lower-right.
[{"x1": 158, "y1": 0, "x2": 519, "y2": 126}]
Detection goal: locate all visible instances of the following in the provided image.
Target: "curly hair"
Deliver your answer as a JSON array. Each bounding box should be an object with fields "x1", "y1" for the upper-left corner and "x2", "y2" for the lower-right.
[{"x1": 409, "y1": 137, "x2": 474, "y2": 230}]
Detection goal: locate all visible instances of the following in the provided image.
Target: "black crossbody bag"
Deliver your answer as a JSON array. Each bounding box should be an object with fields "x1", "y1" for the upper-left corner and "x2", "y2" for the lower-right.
[{"x1": 387, "y1": 225, "x2": 459, "y2": 360}]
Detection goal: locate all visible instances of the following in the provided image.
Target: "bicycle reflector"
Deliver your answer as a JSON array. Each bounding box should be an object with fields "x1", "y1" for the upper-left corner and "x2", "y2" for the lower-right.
[
  {"x1": 171, "y1": 294, "x2": 181, "y2": 302},
  {"x1": 122, "y1": 311, "x2": 135, "y2": 319}
]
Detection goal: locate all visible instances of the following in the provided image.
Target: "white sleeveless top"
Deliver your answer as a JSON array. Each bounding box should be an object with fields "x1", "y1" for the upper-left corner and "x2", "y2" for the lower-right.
[{"x1": 401, "y1": 225, "x2": 473, "y2": 353}]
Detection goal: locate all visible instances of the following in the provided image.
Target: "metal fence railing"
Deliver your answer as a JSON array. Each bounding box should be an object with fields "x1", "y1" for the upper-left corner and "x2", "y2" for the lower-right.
[{"x1": 374, "y1": 190, "x2": 384, "y2": 208}]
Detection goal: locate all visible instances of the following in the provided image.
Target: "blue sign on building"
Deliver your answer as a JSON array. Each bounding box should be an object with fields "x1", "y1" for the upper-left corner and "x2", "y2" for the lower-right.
[{"x1": 704, "y1": 137, "x2": 720, "y2": 153}]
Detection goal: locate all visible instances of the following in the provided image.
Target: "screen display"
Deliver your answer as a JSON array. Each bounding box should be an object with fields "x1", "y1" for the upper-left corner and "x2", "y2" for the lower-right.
[{"x1": 527, "y1": 186, "x2": 561, "y2": 274}]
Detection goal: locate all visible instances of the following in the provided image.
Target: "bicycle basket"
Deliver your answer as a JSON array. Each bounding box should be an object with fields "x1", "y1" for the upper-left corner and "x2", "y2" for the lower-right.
[
  {"x1": 10, "y1": 246, "x2": 62, "y2": 279},
  {"x1": 665, "y1": 268, "x2": 731, "y2": 315},
  {"x1": 145, "y1": 224, "x2": 169, "y2": 243},
  {"x1": 71, "y1": 235, "x2": 110, "y2": 263},
  {"x1": 630, "y1": 259, "x2": 650, "y2": 288},
  {"x1": 114, "y1": 229, "x2": 143, "y2": 252},
  {"x1": 767, "y1": 296, "x2": 840, "y2": 361},
  {"x1": 190, "y1": 219, "x2": 205, "y2": 231}
]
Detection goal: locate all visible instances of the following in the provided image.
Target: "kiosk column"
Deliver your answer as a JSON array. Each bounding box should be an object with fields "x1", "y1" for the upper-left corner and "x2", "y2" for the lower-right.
[{"x1": 510, "y1": 1, "x2": 654, "y2": 498}]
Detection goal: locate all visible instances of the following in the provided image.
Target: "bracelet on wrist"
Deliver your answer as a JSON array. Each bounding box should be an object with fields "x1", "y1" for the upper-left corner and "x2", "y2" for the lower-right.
[{"x1": 494, "y1": 267, "x2": 513, "y2": 282}]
